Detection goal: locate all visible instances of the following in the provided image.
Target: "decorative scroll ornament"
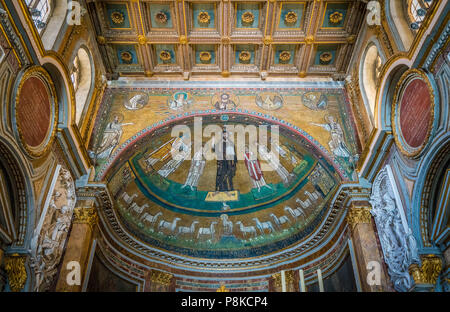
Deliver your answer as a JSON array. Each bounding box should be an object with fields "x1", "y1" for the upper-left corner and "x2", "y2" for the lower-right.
[
  {"x1": 329, "y1": 11, "x2": 343, "y2": 24},
  {"x1": 409, "y1": 255, "x2": 443, "y2": 285},
  {"x1": 199, "y1": 51, "x2": 212, "y2": 63},
  {"x1": 319, "y1": 52, "x2": 333, "y2": 65},
  {"x1": 284, "y1": 11, "x2": 298, "y2": 25},
  {"x1": 160, "y1": 50, "x2": 172, "y2": 62},
  {"x1": 111, "y1": 11, "x2": 125, "y2": 25},
  {"x1": 121, "y1": 51, "x2": 133, "y2": 64},
  {"x1": 198, "y1": 11, "x2": 211, "y2": 25},
  {"x1": 279, "y1": 51, "x2": 291, "y2": 63},
  {"x1": 155, "y1": 11, "x2": 168, "y2": 25},
  {"x1": 4, "y1": 254, "x2": 27, "y2": 292},
  {"x1": 241, "y1": 11, "x2": 255, "y2": 25},
  {"x1": 29, "y1": 168, "x2": 76, "y2": 292},
  {"x1": 369, "y1": 166, "x2": 420, "y2": 292},
  {"x1": 239, "y1": 51, "x2": 251, "y2": 63}
]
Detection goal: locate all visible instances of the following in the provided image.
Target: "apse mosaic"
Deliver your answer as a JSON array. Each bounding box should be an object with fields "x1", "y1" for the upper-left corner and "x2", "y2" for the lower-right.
[{"x1": 89, "y1": 85, "x2": 359, "y2": 258}]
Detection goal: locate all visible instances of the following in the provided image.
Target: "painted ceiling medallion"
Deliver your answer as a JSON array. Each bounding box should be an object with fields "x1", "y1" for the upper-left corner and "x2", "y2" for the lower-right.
[
  {"x1": 199, "y1": 51, "x2": 212, "y2": 64},
  {"x1": 155, "y1": 11, "x2": 168, "y2": 24},
  {"x1": 121, "y1": 51, "x2": 133, "y2": 64},
  {"x1": 198, "y1": 11, "x2": 211, "y2": 25},
  {"x1": 279, "y1": 51, "x2": 291, "y2": 63},
  {"x1": 241, "y1": 11, "x2": 255, "y2": 25},
  {"x1": 239, "y1": 50, "x2": 251, "y2": 63},
  {"x1": 329, "y1": 11, "x2": 343, "y2": 24},
  {"x1": 159, "y1": 50, "x2": 172, "y2": 62},
  {"x1": 319, "y1": 51, "x2": 333, "y2": 65},
  {"x1": 111, "y1": 11, "x2": 125, "y2": 25},
  {"x1": 284, "y1": 11, "x2": 298, "y2": 25}
]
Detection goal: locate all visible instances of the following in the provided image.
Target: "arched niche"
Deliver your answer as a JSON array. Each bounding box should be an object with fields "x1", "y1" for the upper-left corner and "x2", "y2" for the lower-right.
[
  {"x1": 40, "y1": 0, "x2": 67, "y2": 51},
  {"x1": 42, "y1": 62, "x2": 71, "y2": 128},
  {"x1": 386, "y1": 0, "x2": 414, "y2": 51},
  {"x1": 377, "y1": 64, "x2": 409, "y2": 130},
  {"x1": 0, "y1": 138, "x2": 34, "y2": 249},
  {"x1": 359, "y1": 40, "x2": 386, "y2": 123},
  {"x1": 71, "y1": 47, "x2": 94, "y2": 126}
]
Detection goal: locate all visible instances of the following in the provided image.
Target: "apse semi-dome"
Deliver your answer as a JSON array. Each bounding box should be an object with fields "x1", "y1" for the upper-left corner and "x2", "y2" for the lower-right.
[{"x1": 98, "y1": 113, "x2": 342, "y2": 259}]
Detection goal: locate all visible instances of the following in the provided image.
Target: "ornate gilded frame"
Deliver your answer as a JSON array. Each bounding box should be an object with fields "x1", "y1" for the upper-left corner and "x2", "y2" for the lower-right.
[
  {"x1": 13, "y1": 66, "x2": 58, "y2": 158},
  {"x1": 391, "y1": 68, "x2": 435, "y2": 158}
]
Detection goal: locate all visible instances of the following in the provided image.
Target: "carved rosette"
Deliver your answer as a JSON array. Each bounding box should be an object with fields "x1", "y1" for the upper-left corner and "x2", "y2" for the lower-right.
[
  {"x1": 4, "y1": 254, "x2": 27, "y2": 292},
  {"x1": 279, "y1": 51, "x2": 291, "y2": 64},
  {"x1": 319, "y1": 52, "x2": 333, "y2": 65},
  {"x1": 284, "y1": 11, "x2": 298, "y2": 25},
  {"x1": 409, "y1": 255, "x2": 443, "y2": 286},
  {"x1": 111, "y1": 11, "x2": 125, "y2": 25},
  {"x1": 239, "y1": 51, "x2": 251, "y2": 64},
  {"x1": 347, "y1": 207, "x2": 372, "y2": 228},
  {"x1": 329, "y1": 11, "x2": 343, "y2": 24},
  {"x1": 241, "y1": 11, "x2": 255, "y2": 25},
  {"x1": 73, "y1": 207, "x2": 98, "y2": 229}
]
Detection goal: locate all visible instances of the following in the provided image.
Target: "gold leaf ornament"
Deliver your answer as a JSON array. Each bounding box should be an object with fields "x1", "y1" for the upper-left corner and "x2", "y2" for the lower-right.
[
  {"x1": 329, "y1": 11, "x2": 343, "y2": 24},
  {"x1": 111, "y1": 11, "x2": 125, "y2": 25}
]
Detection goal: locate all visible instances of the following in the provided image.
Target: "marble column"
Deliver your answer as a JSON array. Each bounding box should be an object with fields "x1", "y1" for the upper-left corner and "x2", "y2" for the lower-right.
[
  {"x1": 143, "y1": 269, "x2": 174, "y2": 292},
  {"x1": 408, "y1": 254, "x2": 443, "y2": 292},
  {"x1": 347, "y1": 203, "x2": 391, "y2": 291},
  {"x1": 270, "y1": 270, "x2": 298, "y2": 292},
  {"x1": 55, "y1": 204, "x2": 98, "y2": 292}
]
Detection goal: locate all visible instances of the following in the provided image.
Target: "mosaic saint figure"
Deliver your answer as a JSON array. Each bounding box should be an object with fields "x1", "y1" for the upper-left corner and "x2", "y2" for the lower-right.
[
  {"x1": 244, "y1": 146, "x2": 269, "y2": 192},
  {"x1": 182, "y1": 149, "x2": 206, "y2": 191},
  {"x1": 214, "y1": 129, "x2": 237, "y2": 192},
  {"x1": 95, "y1": 115, "x2": 133, "y2": 160},
  {"x1": 215, "y1": 93, "x2": 236, "y2": 110},
  {"x1": 311, "y1": 115, "x2": 352, "y2": 159},
  {"x1": 169, "y1": 92, "x2": 192, "y2": 110}
]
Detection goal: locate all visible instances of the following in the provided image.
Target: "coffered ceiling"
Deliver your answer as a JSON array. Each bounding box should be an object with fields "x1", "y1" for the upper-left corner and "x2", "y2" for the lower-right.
[{"x1": 86, "y1": 0, "x2": 367, "y2": 80}]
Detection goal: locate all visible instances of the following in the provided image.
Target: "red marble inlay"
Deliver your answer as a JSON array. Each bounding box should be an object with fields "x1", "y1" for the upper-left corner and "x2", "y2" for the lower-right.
[
  {"x1": 399, "y1": 78, "x2": 432, "y2": 148},
  {"x1": 16, "y1": 76, "x2": 51, "y2": 147}
]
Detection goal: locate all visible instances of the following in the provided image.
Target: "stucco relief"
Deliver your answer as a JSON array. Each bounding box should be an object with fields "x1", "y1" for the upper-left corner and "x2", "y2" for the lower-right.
[
  {"x1": 369, "y1": 165, "x2": 419, "y2": 292},
  {"x1": 29, "y1": 167, "x2": 76, "y2": 291}
]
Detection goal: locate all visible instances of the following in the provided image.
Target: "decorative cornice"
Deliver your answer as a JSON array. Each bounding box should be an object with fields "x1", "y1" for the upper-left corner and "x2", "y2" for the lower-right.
[
  {"x1": 409, "y1": 255, "x2": 443, "y2": 286},
  {"x1": 4, "y1": 254, "x2": 27, "y2": 292}
]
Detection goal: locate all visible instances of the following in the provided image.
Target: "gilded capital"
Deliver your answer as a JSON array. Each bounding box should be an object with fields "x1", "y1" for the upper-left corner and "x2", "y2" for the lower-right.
[
  {"x1": 150, "y1": 270, "x2": 173, "y2": 286},
  {"x1": 347, "y1": 207, "x2": 372, "y2": 227},
  {"x1": 409, "y1": 255, "x2": 442, "y2": 285},
  {"x1": 73, "y1": 207, "x2": 98, "y2": 228},
  {"x1": 4, "y1": 254, "x2": 27, "y2": 292},
  {"x1": 272, "y1": 270, "x2": 294, "y2": 289}
]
